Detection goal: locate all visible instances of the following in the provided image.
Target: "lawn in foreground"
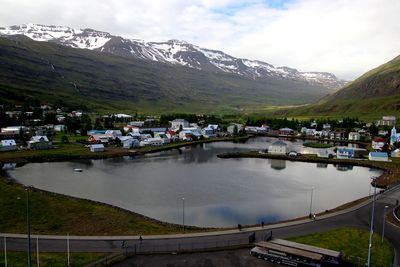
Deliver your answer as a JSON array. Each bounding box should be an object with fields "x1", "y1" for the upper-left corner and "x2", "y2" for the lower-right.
[
  {"x1": 0, "y1": 177, "x2": 203, "y2": 235},
  {"x1": 288, "y1": 228, "x2": 393, "y2": 267},
  {"x1": 0, "y1": 252, "x2": 107, "y2": 267}
]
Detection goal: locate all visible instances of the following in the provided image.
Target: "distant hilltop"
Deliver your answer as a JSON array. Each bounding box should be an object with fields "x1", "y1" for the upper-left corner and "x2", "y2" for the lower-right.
[{"x1": 0, "y1": 23, "x2": 346, "y2": 90}]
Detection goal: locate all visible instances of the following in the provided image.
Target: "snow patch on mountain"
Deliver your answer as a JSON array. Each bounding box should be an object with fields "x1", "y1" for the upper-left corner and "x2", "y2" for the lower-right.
[{"x1": 0, "y1": 24, "x2": 347, "y2": 89}]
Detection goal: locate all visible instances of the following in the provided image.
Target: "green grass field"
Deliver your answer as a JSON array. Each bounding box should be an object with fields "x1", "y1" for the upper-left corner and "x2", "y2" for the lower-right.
[
  {"x1": 0, "y1": 176, "x2": 205, "y2": 235},
  {"x1": 303, "y1": 142, "x2": 333, "y2": 148},
  {"x1": 289, "y1": 228, "x2": 394, "y2": 267}
]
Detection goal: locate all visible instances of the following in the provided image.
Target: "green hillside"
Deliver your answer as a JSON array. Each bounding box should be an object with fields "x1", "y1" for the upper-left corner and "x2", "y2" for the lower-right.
[
  {"x1": 0, "y1": 36, "x2": 330, "y2": 114},
  {"x1": 274, "y1": 55, "x2": 400, "y2": 120}
]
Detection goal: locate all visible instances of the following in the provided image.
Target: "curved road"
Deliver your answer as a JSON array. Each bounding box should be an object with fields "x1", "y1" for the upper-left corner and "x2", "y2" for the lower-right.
[{"x1": 1, "y1": 184, "x2": 400, "y2": 265}]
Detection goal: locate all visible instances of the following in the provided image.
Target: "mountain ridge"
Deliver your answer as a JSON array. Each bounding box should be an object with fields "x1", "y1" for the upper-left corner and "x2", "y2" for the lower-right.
[
  {"x1": 0, "y1": 23, "x2": 346, "y2": 90},
  {"x1": 271, "y1": 54, "x2": 400, "y2": 119}
]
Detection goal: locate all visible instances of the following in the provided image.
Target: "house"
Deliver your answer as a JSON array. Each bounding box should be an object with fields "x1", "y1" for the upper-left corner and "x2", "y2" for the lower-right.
[
  {"x1": 391, "y1": 149, "x2": 400, "y2": 158},
  {"x1": 179, "y1": 130, "x2": 193, "y2": 141},
  {"x1": 105, "y1": 130, "x2": 122, "y2": 140},
  {"x1": 87, "y1": 130, "x2": 107, "y2": 135},
  {"x1": 300, "y1": 127, "x2": 316, "y2": 136},
  {"x1": 336, "y1": 147, "x2": 355, "y2": 159},
  {"x1": 227, "y1": 124, "x2": 244, "y2": 134},
  {"x1": 201, "y1": 127, "x2": 217, "y2": 138},
  {"x1": 368, "y1": 152, "x2": 389, "y2": 162},
  {"x1": 129, "y1": 121, "x2": 145, "y2": 127},
  {"x1": 54, "y1": 125, "x2": 66, "y2": 132},
  {"x1": 322, "y1": 123, "x2": 331, "y2": 130},
  {"x1": 140, "y1": 138, "x2": 163, "y2": 147},
  {"x1": 268, "y1": 140, "x2": 288, "y2": 155},
  {"x1": 317, "y1": 150, "x2": 331, "y2": 158},
  {"x1": 88, "y1": 134, "x2": 109, "y2": 144},
  {"x1": 154, "y1": 132, "x2": 171, "y2": 144},
  {"x1": 279, "y1": 128, "x2": 294, "y2": 136},
  {"x1": 90, "y1": 144, "x2": 105, "y2": 152},
  {"x1": 348, "y1": 132, "x2": 361, "y2": 141},
  {"x1": 245, "y1": 125, "x2": 270, "y2": 133},
  {"x1": 390, "y1": 126, "x2": 400, "y2": 145},
  {"x1": 28, "y1": 136, "x2": 52, "y2": 150},
  {"x1": 117, "y1": 136, "x2": 139, "y2": 149},
  {"x1": 0, "y1": 139, "x2": 17, "y2": 151},
  {"x1": 1, "y1": 126, "x2": 27, "y2": 134},
  {"x1": 372, "y1": 137, "x2": 387, "y2": 150},
  {"x1": 208, "y1": 124, "x2": 219, "y2": 132},
  {"x1": 123, "y1": 125, "x2": 139, "y2": 133},
  {"x1": 329, "y1": 131, "x2": 345, "y2": 140},
  {"x1": 377, "y1": 116, "x2": 396, "y2": 126},
  {"x1": 166, "y1": 130, "x2": 178, "y2": 140},
  {"x1": 171, "y1": 119, "x2": 189, "y2": 130}
]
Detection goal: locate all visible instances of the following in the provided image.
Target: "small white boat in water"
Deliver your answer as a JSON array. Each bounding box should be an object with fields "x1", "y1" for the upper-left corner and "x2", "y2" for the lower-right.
[{"x1": 73, "y1": 168, "x2": 83, "y2": 172}]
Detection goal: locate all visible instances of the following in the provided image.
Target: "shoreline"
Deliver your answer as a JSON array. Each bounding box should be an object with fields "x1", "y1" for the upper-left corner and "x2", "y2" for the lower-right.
[
  {"x1": 217, "y1": 151, "x2": 399, "y2": 188},
  {"x1": 1, "y1": 135, "x2": 399, "y2": 235}
]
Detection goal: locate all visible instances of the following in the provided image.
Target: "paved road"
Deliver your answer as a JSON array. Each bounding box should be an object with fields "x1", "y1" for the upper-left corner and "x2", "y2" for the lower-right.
[{"x1": 1, "y1": 185, "x2": 400, "y2": 265}]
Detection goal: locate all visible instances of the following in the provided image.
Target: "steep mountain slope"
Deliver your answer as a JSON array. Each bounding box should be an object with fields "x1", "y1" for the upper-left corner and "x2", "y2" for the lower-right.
[
  {"x1": 0, "y1": 24, "x2": 346, "y2": 90},
  {"x1": 0, "y1": 36, "x2": 333, "y2": 113},
  {"x1": 274, "y1": 55, "x2": 400, "y2": 118}
]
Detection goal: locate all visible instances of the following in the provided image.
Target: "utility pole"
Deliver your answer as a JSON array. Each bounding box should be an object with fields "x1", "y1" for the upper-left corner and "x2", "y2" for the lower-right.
[
  {"x1": 4, "y1": 236, "x2": 7, "y2": 267},
  {"x1": 26, "y1": 187, "x2": 32, "y2": 267},
  {"x1": 382, "y1": 205, "x2": 388, "y2": 242},
  {"x1": 367, "y1": 179, "x2": 377, "y2": 267}
]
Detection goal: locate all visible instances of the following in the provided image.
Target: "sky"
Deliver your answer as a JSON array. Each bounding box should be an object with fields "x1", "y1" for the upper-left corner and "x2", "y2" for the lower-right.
[{"x1": 0, "y1": 0, "x2": 399, "y2": 80}]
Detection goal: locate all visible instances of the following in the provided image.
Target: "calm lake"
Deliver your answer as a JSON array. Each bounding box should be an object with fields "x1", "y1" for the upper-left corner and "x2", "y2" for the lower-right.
[{"x1": 8, "y1": 137, "x2": 381, "y2": 227}]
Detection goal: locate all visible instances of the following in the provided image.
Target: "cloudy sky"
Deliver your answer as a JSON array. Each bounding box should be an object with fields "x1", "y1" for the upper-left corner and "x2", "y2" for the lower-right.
[{"x1": 1, "y1": 0, "x2": 399, "y2": 80}]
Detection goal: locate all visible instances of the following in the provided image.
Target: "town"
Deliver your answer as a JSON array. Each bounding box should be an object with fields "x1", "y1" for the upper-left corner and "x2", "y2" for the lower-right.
[{"x1": 1, "y1": 105, "x2": 399, "y2": 163}]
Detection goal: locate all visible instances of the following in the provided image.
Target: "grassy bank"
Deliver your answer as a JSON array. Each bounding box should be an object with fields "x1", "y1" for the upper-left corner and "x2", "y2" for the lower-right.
[
  {"x1": 289, "y1": 228, "x2": 394, "y2": 267},
  {"x1": 0, "y1": 252, "x2": 108, "y2": 267},
  {"x1": 0, "y1": 136, "x2": 249, "y2": 164},
  {"x1": 303, "y1": 142, "x2": 333, "y2": 148},
  {"x1": 0, "y1": 177, "x2": 207, "y2": 235}
]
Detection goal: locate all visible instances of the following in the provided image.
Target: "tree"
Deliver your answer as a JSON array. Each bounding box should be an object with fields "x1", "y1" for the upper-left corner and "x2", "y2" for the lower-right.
[{"x1": 61, "y1": 135, "x2": 69, "y2": 144}]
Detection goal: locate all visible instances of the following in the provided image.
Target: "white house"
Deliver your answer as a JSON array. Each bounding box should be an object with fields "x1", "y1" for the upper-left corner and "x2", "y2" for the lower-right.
[
  {"x1": 377, "y1": 116, "x2": 396, "y2": 126},
  {"x1": 201, "y1": 127, "x2": 216, "y2": 138},
  {"x1": 28, "y1": 136, "x2": 52, "y2": 150},
  {"x1": 369, "y1": 152, "x2": 389, "y2": 162},
  {"x1": 105, "y1": 130, "x2": 122, "y2": 140},
  {"x1": 0, "y1": 139, "x2": 17, "y2": 151},
  {"x1": 54, "y1": 125, "x2": 66, "y2": 132},
  {"x1": 208, "y1": 124, "x2": 219, "y2": 132},
  {"x1": 90, "y1": 144, "x2": 105, "y2": 152},
  {"x1": 179, "y1": 130, "x2": 193, "y2": 141},
  {"x1": 171, "y1": 119, "x2": 189, "y2": 130},
  {"x1": 322, "y1": 123, "x2": 331, "y2": 130},
  {"x1": 227, "y1": 124, "x2": 243, "y2": 134},
  {"x1": 268, "y1": 140, "x2": 288, "y2": 155},
  {"x1": 140, "y1": 138, "x2": 163, "y2": 147},
  {"x1": 372, "y1": 137, "x2": 387, "y2": 150},
  {"x1": 348, "y1": 132, "x2": 361, "y2": 141},
  {"x1": 118, "y1": 136, "x2": 139, "y2": 149},
  {"x1": 129, "y1": 121, "x2": 145, "y2": 127}
]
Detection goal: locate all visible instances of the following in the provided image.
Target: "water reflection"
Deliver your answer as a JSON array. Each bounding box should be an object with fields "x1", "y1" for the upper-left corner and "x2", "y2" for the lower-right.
[{"x1": 8, "y1": 137, "x2": 381, "y2": 227}]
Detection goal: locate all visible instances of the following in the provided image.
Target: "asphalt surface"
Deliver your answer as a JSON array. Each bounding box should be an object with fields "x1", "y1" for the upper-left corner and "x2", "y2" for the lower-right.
[{"x1": 1, "y1": 184, "x2": 400, "y2": 266}]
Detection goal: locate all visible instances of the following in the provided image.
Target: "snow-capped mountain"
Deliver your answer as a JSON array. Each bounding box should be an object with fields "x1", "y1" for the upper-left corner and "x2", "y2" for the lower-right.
[{"x1": 0, "y1": 24, "x2": 346, "y2": 89}]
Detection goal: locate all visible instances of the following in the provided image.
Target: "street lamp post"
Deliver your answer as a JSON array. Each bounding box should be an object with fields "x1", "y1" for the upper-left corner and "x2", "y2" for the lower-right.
[
  {"x1": 382, "y1": 205, "x2": 389, "y2": 242},
  {"x1": 26, "y1": 187, "x2": 32, "y2": 267},
  {"x1": 182, "y1": 197, "x2": 185, "y2": 233},
  {"x1": 309, "y1": 187, "x2": 314, "y2": 218},
  {"x1": 367, "y1": 178, "x2": 377, "y2": 267}
]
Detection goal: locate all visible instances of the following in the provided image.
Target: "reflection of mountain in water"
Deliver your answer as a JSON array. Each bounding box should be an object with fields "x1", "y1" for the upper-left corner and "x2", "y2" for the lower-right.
[{"x1": 269, "y1": 159, "x2": 286, "y2": 170}]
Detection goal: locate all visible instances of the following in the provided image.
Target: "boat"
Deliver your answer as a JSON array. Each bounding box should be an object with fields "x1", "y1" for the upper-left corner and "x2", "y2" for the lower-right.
[{"x1": 73, "y1": 168, "x2": 83, "y2": 172}]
